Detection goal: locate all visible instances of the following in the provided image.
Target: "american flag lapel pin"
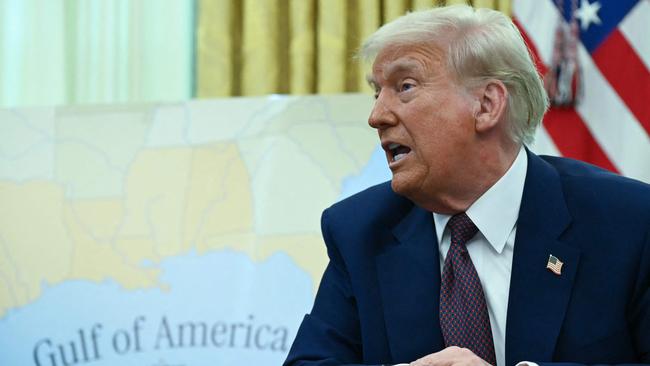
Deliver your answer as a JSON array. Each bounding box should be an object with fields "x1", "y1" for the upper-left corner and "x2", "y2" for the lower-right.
[{"x1": 546, "y1": 254, "x2": 563, "y2": 275}]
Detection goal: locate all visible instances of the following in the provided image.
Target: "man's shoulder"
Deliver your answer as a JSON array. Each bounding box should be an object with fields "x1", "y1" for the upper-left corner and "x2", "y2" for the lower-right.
[
  {"x1": 539, "y1": 154, "x2": 650, "y2": 214},
  {"x1": 327, "y1": 180, "x2": 412, "y2": 215},
  {"x1": 331, "y1": 181, "x2": 401, "y2": 208},
  {"x1": 322, "y1": 181, "x2": 414, "y2": 234}
]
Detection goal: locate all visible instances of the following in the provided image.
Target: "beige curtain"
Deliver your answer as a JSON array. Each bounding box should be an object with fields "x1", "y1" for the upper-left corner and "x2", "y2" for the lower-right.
[{"x1": 196, "y1": 0, "x2": 512, "y2": 97}]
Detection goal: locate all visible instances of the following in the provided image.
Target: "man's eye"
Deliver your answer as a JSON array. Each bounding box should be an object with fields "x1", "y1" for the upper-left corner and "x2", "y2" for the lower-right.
[{"x1": 400, "y1": 82, "x2": 415, "y2": 92}]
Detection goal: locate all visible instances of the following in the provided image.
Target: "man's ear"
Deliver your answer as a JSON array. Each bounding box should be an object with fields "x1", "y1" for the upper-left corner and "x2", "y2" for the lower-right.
[{"x1": 474, "y1": 80, "x2": 508, "y2": 133}]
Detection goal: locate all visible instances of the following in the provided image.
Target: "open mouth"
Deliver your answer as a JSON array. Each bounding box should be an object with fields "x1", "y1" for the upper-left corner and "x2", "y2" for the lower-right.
[{"x1": 387, "y1": 142, "x2": 412, "y2": 163}]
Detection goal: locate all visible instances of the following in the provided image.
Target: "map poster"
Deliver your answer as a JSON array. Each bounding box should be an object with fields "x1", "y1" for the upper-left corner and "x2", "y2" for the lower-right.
[{"x1": 0, "y1": 94, "x2": 392, "y2": 366}]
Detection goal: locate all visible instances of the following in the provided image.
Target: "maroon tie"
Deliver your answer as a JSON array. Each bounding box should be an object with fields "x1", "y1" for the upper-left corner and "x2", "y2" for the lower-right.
[{"x1": 439, "y1": 213, "x2": 496, "y2": 365}]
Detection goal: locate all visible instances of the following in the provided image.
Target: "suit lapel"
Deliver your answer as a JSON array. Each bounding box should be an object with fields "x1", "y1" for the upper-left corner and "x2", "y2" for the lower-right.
[
  {"x1": 375, "y1": 204, "x2": 444, "y2": 363},
  {"x1": 505, "y1": 151, "x2": 580, "y2": 366}
]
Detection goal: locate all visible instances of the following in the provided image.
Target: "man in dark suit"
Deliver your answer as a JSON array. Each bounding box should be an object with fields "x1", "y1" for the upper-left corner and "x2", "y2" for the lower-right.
[{"x1": 284, "y1": 5, "x2": 650, "y2": 366}]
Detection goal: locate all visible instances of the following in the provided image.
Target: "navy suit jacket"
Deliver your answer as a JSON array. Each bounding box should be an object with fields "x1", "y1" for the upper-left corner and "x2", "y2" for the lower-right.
[{"x1": 284, "y1": 151, "x2": 650, "y2": 366}]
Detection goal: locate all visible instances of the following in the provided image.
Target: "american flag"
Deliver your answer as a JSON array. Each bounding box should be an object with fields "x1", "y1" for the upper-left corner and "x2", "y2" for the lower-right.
[
  {"x1": 513, "y1": 0, "x2": 650, "y2": 183},
  {"x1": 546, "y1": 254, "x2": 564, "y2": 275}
]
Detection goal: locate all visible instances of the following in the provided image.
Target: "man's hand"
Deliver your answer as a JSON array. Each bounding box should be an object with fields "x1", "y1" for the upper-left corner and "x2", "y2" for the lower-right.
[{"x1": 409, "y1": 346, "x2": 493, "y2": 366}]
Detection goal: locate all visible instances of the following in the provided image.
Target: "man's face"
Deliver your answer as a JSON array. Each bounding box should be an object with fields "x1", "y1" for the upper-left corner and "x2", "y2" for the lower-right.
[{"x1": 368, "y1": 43, "x2": 480, "y2": 211}]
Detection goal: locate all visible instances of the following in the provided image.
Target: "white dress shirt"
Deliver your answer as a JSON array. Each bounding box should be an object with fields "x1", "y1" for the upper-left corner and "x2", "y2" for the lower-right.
[{"x1": 432, "y1": 147, "x2": 528, "y2": 366}]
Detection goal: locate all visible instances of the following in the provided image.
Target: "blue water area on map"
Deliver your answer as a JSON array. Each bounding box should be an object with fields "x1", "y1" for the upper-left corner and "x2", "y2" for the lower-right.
[
  {"x1": 338, "y1": 145, "x2": 391, "y2": 201},
  {"x1": 0, "y1": 250, "x2": 313, "y2": 366}
]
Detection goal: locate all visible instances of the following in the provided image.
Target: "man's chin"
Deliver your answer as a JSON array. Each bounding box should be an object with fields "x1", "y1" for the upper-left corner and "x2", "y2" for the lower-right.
[
  {"x1": 390, "y1": 175, "x2": 436, "y2": 209},
  {"x1": 390, "y1": 177, "x2": 416, "y2": 199}
]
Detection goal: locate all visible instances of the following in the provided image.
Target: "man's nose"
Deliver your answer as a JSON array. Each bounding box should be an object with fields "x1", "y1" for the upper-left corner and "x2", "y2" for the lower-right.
[{"x1": 368, "y1": 94, "x2": 398, "y2": 129}]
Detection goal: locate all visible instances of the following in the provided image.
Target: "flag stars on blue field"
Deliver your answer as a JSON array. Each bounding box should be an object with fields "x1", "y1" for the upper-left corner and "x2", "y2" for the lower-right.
[{"x1": 575, "y1": 0, "x2": 602, "y2": 30}]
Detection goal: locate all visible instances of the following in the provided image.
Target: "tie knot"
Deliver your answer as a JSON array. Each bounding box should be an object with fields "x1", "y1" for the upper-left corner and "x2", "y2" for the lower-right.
[{"x1": 447, "y1": 213, "x2": 478, "y2": 246}]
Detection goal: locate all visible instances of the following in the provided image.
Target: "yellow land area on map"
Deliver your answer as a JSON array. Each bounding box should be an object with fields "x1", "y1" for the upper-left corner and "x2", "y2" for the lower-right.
[
  {"x1": 0, "y1": 142, "x2": 322, "y2": 317},
  {"x1": 0, "y1": 95, "x2": 378, "y2": 318}
]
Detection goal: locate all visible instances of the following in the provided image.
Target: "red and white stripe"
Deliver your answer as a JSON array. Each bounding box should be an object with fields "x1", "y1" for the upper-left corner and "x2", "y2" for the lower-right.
[{"x1": 514, "y1": 0, "x2": 650, "y2": 183}]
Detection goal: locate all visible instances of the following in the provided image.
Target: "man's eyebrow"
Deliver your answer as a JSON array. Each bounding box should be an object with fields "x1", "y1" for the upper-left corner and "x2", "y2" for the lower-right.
[
  {"x1": 366, "y1": 59, "x2": 423, "y2": 88},
  {"x1": 383, "y1": 59, "x2": 422, "y2": 79}
]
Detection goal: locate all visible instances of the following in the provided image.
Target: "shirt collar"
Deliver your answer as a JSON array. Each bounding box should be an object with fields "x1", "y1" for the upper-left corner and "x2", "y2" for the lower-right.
[{"x1": 432, "y1": 147, "x2": 528, "y2": 253}]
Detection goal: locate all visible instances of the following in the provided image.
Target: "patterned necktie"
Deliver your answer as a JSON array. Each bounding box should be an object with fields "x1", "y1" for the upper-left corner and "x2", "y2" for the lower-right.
[{"x1": 439, "y1": 213, "x2": 496, "y2": 365}]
